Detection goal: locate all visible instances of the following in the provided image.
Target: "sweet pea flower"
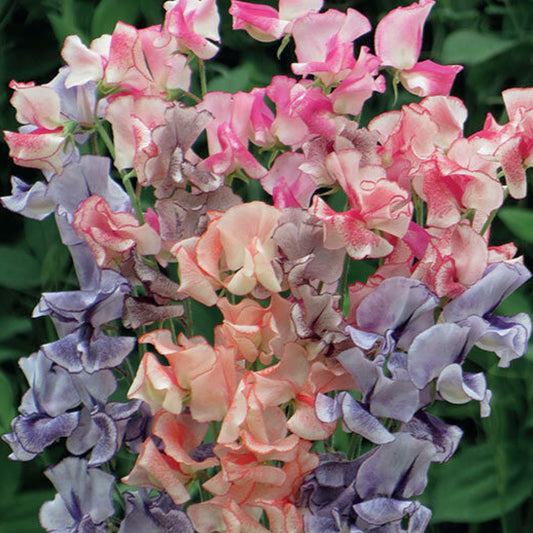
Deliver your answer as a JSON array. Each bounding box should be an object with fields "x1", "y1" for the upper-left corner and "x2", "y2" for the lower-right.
[
  {"x1": 73, "y1": 195, "x2": 162, "y2": 269},
  {"x1": 161, "y1": 0, "x2": 221, "y2": 60},
  {"x1": 197, "y1": 91, "x2": 268, "y2": 179},
  {"x1": 375, "y1": 0, "x2": 462, "y2": 97},
  {"x1": 230, "y1": 0, "x2": 323, "y2": 43},
  {"x1": 291, "y1": 8, "x2": 371, "y2": 86},
  {"x1": 172, "y1": 201, "x2": 283, "y2": 305}
]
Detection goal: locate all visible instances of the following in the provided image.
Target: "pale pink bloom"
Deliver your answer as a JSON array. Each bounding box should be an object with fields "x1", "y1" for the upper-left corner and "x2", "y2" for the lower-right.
[
  {"x1": 230, "y1": 0, "x2": 323, "y2": 42},
  {"x1": 4, "y1": 129, "x2": 65, "y2": 173},
  {"x1": 267, "y1": 76, "x2": 337, "y2": 148},
  {"x1": 484, "y1": 87, "x2": 533, "y2": 199},
  {"x1": 72, "y1": 195, "x2": 162, "y2": 268},
  {"x1": 105, "y1": 94, "x2": 170, "y2": 170},
  {"x1": 5, "y1": 80, "x2": 67, "y2": 173},
  {"x1": 61, "y1": 34, "x2": 111, "y2": 88},
  {"x1": 330, "y1": 46, "x2": 386, "y2": 116},
  {"x1": 172, "y1": 202, "x2": 283, "y2": 304},
  {"x1": 291, "y1": 8, "x2": 371, "y2": 86},
  {"x1": 260, "y1": 152, "x2": 318, "y2": 208},
  {"x1": 412, "y1": 223, "x2": 489, "y2": 298},
  {"x1": 374, "y1": 0, "x2": 462, "y2": 96},
  {"x1": 161, "y1": 0, "x2": 221, "y2": 60},
  {"x1": 400, "y1": 60, "x2": 463, "y2": 97},
  {"x1": 412, "y1": 157, "x2": 504, "y2": 231},
  {"x1": 198, "y1": 91, "x2": 267, "y2": 178},
  {"x1": 140, "y1": 329, "x2": 243, "y2": 422}
]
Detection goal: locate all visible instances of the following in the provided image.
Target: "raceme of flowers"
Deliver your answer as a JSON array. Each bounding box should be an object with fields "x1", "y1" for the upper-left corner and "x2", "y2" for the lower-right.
[{"x1": 2, "y1": 0, "x2": 532, "y2": 531}]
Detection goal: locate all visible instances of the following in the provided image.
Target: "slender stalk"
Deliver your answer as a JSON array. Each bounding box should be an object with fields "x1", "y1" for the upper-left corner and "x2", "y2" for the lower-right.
[
  {"x1": 339, "y1": 252, "x2": 351, "y2": 316},
  {"x1": 122, "y1": 174, "x2": 145, "y2": 224},
  {"x1": 94, "y1": 115, "x2": 115, "y2": 159},
  {"x1": 198, "y1": 57, "x2": 208, "y2": 97}
]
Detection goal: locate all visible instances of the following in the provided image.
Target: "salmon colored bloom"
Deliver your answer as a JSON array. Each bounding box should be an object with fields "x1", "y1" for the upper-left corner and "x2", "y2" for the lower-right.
[{"x1": 172, "y1": 202, "x2": 283, "y2": 305}]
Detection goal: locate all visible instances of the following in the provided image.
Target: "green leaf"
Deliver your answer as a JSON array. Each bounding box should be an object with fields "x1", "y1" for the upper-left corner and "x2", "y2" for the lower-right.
[
  {"x1": 498, "y1": 207, "x2": 533, "y2": 243},
  {"x1": 0, "y1": 246, "x2": 41, "y2": 289},
  {"x1": 0, "y1": 316, "x2": 32, "y2": 343},
  {"x1": 91, "y1": 0, "x2": 141, "y2": 38},
  {"x1": 441, "y1": 30, "x2": 516, "y2": 65},
  {"x1": 0, "y1": 370, "x2": 15, "y2": 433},
  {"x1": 0, "y1": 442, "x2": 21, "y2": 500},
  {"x1": 0, "y1": 347, "x2": 23, "y2": 363},
  {"x1": 424, "y1": 441, "x2": 533, "y2": 523},
  {"x1": 0, "y1": 489, "x2": 55, "y2": 533}
]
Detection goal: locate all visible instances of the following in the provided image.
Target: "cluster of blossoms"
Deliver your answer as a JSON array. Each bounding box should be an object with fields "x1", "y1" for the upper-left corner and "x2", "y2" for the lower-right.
[{"x1": 2, "y1": 0, "x2": 532, "y2": 531}]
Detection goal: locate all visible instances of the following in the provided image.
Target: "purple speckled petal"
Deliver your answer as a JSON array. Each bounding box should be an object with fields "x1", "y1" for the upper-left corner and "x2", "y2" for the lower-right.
[
  {"x1": 339, "y1": 392, "x2": 395, "y2": 445},
  {"x1": 315, "y1": 392, "x2": 342, "y2": 424},
  {"x1": 13, "y1": 412, "x2": 80, "y2": 454},
  {"x1": 1, "y1": 176, "x2": 54, "y2": 220},
  {"x1": 437, "y1": 364, "x2": 486, "y2": 404},
  {"x1": 119, "y1": 490, "x2": 194, "y2": 533},
  {"x1": 402, "y1": 411, "x2": 462, "y2": 464},
  {"x1": 407, "y1": 504, "x2": 432, "y2": 533},
  {"x1": 40, "y1": 457, "x2": 115, "y2": 528},
  {"x1": 370, "y1": 372, "x2": 420, "y2": 423},
  {"x1": 356, "y1": 432, "x2": 436, "y2": 499},
  {"x1": 18, "y1": 351, "x2": 81, "y2": 417},
  {"x1": 356, "y1": 277, "x2": 439, "y2": 343},
  {"x1": 442, "y1": 262, "x2": 531, "y2": 321},
  {"x1": 337, "y1": 346, "x2": 379, "y2": 397},
  {"x1": 407, "y1": 323, "x2": 470, "y2": 389},
  {"x1": 353, "y1": 497, "x2": 418, "y2": 525}
]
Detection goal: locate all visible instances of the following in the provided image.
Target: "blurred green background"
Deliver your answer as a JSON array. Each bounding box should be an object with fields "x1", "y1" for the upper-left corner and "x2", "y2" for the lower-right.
[{"x1": 0, "y1": 1, "x2": 532, "y2": 531}]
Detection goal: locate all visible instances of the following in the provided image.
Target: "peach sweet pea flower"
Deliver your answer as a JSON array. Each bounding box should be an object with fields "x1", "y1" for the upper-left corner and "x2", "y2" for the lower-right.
[
  {"x1": 374, "y1": 0, "x2": 462, "y2": 97},
  {"x1": 172, "y1": 201, "x2": 283, "y2": 305},
  {"x1": 138, "y1": 329, "x2": 243, "y2": 422},
  {"x1": 73, "y1": 195, "x2": 161, "y2": 269}
]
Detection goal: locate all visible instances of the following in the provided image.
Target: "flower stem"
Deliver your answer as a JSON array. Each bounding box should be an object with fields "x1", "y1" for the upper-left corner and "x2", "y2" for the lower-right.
[
  {"x1": 94, "y1": 115, "x2": 115, "y2": 160},
  {"x1": 198, "y1": 57, "x2": 207, "y2": 97}
]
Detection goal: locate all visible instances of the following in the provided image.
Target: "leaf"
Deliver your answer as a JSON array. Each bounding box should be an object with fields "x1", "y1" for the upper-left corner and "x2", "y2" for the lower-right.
[
  {"x1": 0, "y1": 347, "x2": 23, "y2": 363},
  {"x1": 423, "y1": 441, "x2": 533, "y2": 523},
  {"x1": 498, "y1": 207, "x2": 533, "y2": 243},
  {"x1": 0, "y1": 246, "x2": 41, "y2": 289},
  {"x1": 91, "y1": 0, "x2": 141, "y2": 38},
  {"x1": 0, "y1": 316, "x2": 32, "y2": 343},
  {"x1": 0, "y1": 370, "x2": 15, "y2": 432},
  {"x1": 0, "y1": 442, "x2": 21, "y2": 501},
  {"x1": 441, "y1": 30, "x2": 516, "y2": 65},
  {"x1": 0, "y1": 489, "x2": 55, "y2": 533}
]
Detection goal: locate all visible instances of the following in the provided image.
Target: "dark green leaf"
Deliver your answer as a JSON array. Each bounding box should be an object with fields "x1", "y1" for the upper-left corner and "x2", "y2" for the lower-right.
[
  {"x1": 0, "y1": 489, "x2": 55, "y2": 533},
  {"x1": 91, "y1": 0, "x2": 141, "y2": 38},
  {"x1": 0, "y1": 370, "x2": 15, "y2": 432},
  {"x1": 0, "y1": 316, "x2": 32, "y2": 342},
  {"x1": 424, "y1": 441, "x2": 533, "y2": 523},
  {"x1": 441, "y1": 30, "x2": 516, "y2": 65},
  {"x1": 0, "y1": 246, "x2": 41, "y2": 289},
  {"x1": 498, "y1": 207, "x2": 533, "y2": 243}
]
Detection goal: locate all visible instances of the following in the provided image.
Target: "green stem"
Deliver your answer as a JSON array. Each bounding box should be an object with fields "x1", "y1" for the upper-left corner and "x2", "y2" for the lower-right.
[
  {"x1": 339, "y1": 252, "x2": 351, "y2": 316},
  {"x1": 198, "y1": 57, "x2": 207, "y2": 97},
  {"x1": 94, "y1": 115, "x2": 115, "y2": 159},
  {"x1": 121, "y1": 173, "x2": 145, "y2": 224}
]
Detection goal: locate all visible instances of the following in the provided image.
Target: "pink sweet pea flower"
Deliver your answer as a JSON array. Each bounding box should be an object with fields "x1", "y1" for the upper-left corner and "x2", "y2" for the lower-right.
[
  {"x1": 229, "y1": 0, "x2": 323, "y2": 42},
  {"x1": 5, "y1": 81, "x2": 69, "y2": 173},
  {"x1": 72, "y1": 195, "x2": 162, "y2": 268},
  {"x1": 198, "y1": 91, "x2": 268, "y2": 178},
  {"x1": 374, "y1": 0, "x2": 462, "y2": 97},
  {"x1": 291, "y1": 8, "x2": 371, "y2": 86},
  {"x1": 161, "y1": 0, "x2": 221, "y2": 60},
  {"x1": 267, "y1": 76, "x2": 337, "y2": 148}
]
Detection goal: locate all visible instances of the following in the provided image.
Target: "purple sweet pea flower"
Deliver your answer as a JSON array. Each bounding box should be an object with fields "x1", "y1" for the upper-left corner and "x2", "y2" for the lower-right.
[
  {"x1": 39, "y1": 457, "x2": 115, "y2": 533},
  {"x1": 442, "y1": 262, "x2": 532, "y2": 367},
  {"x1": 118, "y1": 489, "x2": 194, "y2": 533}
]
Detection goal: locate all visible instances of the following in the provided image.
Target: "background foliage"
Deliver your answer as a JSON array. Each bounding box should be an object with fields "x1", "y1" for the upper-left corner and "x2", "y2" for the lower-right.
[{"x1": 0, "y1": 1, "x2": 532, "y2": 531}]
